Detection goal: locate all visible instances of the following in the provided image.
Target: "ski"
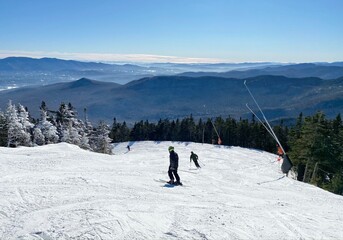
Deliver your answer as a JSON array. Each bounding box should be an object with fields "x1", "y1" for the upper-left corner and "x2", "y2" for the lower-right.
[{"x1": 153, "y1": 179, "x2": 184, "y2": 187}]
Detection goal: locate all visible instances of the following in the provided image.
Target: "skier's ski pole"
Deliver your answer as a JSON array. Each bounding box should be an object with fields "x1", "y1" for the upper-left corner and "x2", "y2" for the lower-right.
[{"x1": 198, "y1": 159, "x2": 205, "y2": 167}]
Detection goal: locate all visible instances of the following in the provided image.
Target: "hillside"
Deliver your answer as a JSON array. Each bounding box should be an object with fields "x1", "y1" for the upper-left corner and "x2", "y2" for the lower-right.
[
  {"x1": 0, "y1": 141, "x2": 342, "y2": 239},
  {"x1": 0, "y1": 57, "x2": 157, "y2": 87},
  {"x1": 0, "y1": 75, "x2": 342, "y2": 123},
  {"x1": 0, "y1": 57, "x2": 277, "y2": 88},
  {"x1": 179, "y1": 63, "x2": 343, "y2": 80},
  {"x1": 3, "y1": 57, "x2": 343, "y2": 90}
]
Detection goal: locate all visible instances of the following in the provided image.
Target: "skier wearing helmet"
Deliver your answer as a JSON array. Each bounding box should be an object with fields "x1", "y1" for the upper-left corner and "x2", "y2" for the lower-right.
[{"x1": 168, "y1": 146, "x2": 182, "y2": 185}]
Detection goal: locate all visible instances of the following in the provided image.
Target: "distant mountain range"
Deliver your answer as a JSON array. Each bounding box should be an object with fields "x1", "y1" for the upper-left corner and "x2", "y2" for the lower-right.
[
  {"x1": 0, "y1": 57, "x2": 278, "y2": 90},
  {"x1": 0, "y1": 57, "x2": 155, "y2": 89},
  {"x1": 1, "y1": 57, "x2": 343, "y2": 91},
  {"x1": 0, "y1": 75, "x2": 342, "y2": 124},
  {"x1": 179, "y1": 63, "x2": 343, "y2": 80}
]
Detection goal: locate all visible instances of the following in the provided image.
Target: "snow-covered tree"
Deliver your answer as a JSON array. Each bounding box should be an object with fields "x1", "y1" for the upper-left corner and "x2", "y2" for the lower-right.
[
  {"x1": 17, "y1": 104, "x2": 34, "y2": 146},
  {"x1": 33, "y1": 127, "x2": 45, "y2": 146},
  {"x1": 78, "y1": 108, "x2": 92, "y2": 150},
  {"x1": 57, "y1": 103, "x2": 81, "y2": 144},
  {"x1": 90, "y1": 121, "x2": 112, "y2": 154},
  {"x1": 38, "y1": 108, "x2": 59, "y2": 144},
  {"x1": 6, "y1": 101, "x2": 33, "y2": 147},
  {"x1": 17, "y1": 104, "x2": 34, "y2": 130},
  {"x1": 77, "y1": 120, "x2": 91, "y2": 150},
  {"x1": 60, "y1": 123, "x2": 81, "y2": 145},
  {"x1": 0, "y1": 111, "x2": 8, "y2": 146},
  {"x1": 56, "y1": 103, "x2": 92, "y2": 149}
]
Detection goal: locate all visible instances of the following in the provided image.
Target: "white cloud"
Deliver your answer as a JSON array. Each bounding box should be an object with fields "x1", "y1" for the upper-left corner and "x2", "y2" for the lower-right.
[{"x1": 0, "y1": 50, "x2": 225, "y2": 63}]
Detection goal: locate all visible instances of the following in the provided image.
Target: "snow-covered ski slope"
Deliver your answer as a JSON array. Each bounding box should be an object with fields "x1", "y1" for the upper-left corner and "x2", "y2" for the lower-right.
[{"x1": 0, "y1": 141, "x2": 342, "y2": 240}]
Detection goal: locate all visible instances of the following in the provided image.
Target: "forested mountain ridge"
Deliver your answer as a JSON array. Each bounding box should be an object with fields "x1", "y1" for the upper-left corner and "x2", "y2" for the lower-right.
[
  {"x1": 179, "y1": 63, "x2": 343, "y2": 80},
  {"x1": 0, "y1": 57, "x2": 112, "y2": 71},
  {"x1": 0, "y1": 75, "x2": 342, "y2": 123},
  {"x1": 2, "y1": 57, "x2": 343, "y2": 89},
  {"x1": 0, "y1": 57, "x2": 278, "y2": 88}
]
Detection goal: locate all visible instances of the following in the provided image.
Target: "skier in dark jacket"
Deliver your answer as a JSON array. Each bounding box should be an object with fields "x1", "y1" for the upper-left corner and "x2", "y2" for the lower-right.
[
  {"x1": 190, "y1": 151, "x2": 201, "y2": 168},
  {"x1": 168, "y1": 146, "x2": 182, "y2": 185}
]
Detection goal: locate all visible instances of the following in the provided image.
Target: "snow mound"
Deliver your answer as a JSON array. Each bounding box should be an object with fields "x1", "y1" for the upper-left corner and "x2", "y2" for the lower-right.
[{"x1": 0, "y1": 141, "x2": 342, "y2": 239}]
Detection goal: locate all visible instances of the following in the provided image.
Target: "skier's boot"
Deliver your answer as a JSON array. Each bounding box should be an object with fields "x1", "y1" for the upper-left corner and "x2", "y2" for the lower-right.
[
  {"x1": 174, "y1": 181, "x2": 183, "y2": 186},
  {"x1": 167, "y1": 180, "x2": 174, "y2": 184}
]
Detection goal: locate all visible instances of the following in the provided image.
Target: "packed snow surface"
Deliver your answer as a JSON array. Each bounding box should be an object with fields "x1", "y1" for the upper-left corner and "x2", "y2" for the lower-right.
[{"x1": 0, "y1": 141, "x2": 342, "y2": 240}]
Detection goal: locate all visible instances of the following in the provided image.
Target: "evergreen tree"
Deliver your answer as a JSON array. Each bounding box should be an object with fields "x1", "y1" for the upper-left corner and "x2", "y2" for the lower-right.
[
  {"x1": 237, "y1": 119, "x2": 249, "y2": 147},
  {"x1": 57, "y1": 103, "x2": 84, "y2": 146},
  {"x1": 179, "y1": 115, "x2": 196, "y2": 142},
  {"x1": 109, "y1": 118, "x2": 120, "y2": 142},
  {"x1": 79, "y1": 115, "x2": 93, "y2": 150},
  {"x1": 195, "y1": 118, "x2": 205, "y2": 143},
  {"x1": 117, "y1": 121, "x2": 130, "y2": 142},
  {"x1": 37, "y1": 108, "x2": 59, "y2": 144},
  {"x1": 289, "y1": 112, "x2": 336, "y2": 185},
  {"x1": 225, "y1": 117, "x2": 237, "y2": 146},
  {"x1": 17, "y1": 104, "x2": 34, "y2": 146},
  {"x1": 214, "y1": 116, "x2": 224, "y2": 144},
  {"x1": 90, "y1": 121, "x2": 112, "y2": 154},
  {"x1": 325, "y1": 114, "x2": 343, "y2": 194},
  {"x1": 130, "y1": 120, "x2": 144, "y2": 141},
  {"x1": 33, "y1": 127, "x2": 45, "y2": 146},
  {"x1": 6, "y1": 101, "x2": 32, "y2": 147},
  {"x1": 170, "y1": 119, "x2": 180, "y2": 141},
  {"x1": 0, "y1": 111, "x2": 8, "y2": 146}
]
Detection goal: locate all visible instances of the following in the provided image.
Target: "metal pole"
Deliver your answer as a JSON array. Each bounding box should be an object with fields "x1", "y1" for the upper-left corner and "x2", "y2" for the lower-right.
[{"x1": 244, "y1": 80, "x2": 285, "y2": 154}]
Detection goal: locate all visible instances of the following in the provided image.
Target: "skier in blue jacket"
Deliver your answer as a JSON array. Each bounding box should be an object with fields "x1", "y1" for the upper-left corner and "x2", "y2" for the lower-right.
[{"x1": 167, "y1": 146, "x2": 182, "y2": 185}]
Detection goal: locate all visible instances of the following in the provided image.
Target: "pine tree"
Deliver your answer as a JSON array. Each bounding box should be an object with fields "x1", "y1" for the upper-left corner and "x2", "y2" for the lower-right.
[
  {"x1": 38, "y1": 108, "x2": 59, "y2": 144},
  {"x1": 237, "y1": 119, "x2": 249, "y2": 147},
  {"x1": 180, "y1": 115, "x2": 196, "y2": 142},
  {"x1": 79, "y1": 115, "x2": 92, "y2": 150},
  {"x1": 33, "y1": 127, "x2": 45, "y2": 146},
  {"x1": 214, "y1": 116, "x2": 224, "y2": 145},
  {"x1": 90, "y1": 121, "x2": 112, "y2": 154},
  {"x1": 195, "y1": 118, "x2": 205, "y2": 143},
  {"x1": 57, "y1": 103, "x2": 84, "y2": 146},
  {"x1": 225, "y1": 117, "x2": 237, "y2": 146},
  {"x1": 0, "y1": 111, "x2": 8, "y2": 146},
  {"x1": 325, "y1": 114, "x2": 343, "y2": 194},
  {"x1": 130, "y1": 120, "x2": 144, "y2": 141},
  {"x1": 6, "y1": 101, "x2": 32, "y2": 147},
  {"x1": 289, "y1": 112, "x2": 334, "y2": 184},
  {"x1": 109, "y1": 118, "x2": 120, "y2": 142},
  {"x1": 170, "y1": 119, "x2": 180, "y2": 141}
]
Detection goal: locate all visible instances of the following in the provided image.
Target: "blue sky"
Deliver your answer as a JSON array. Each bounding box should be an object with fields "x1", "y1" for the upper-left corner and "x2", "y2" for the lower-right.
[{"x1": 0, "y1": 0, "x2": 342, "y2": 63}]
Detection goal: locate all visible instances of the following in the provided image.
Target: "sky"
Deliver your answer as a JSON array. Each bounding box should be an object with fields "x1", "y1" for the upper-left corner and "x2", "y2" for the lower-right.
[{"x1": 0, "y1": 0, "x2": 342, "y2": 63}]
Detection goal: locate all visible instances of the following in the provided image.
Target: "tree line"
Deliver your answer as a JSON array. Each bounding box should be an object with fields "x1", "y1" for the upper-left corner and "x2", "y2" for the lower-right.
[
  {"x1": 0, "y1": 101, "x2": 112, "y2": 154},
  {"x1": 0, "y1": 101, "x2": 342, "y2": 195},
  {"x1": 288, "y1": 112, "x2": 343, "y2": 194}
]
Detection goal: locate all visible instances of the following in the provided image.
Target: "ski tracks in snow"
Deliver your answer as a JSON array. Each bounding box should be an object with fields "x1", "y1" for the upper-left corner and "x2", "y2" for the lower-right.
[
  {"x1": 267, "y1": 210, "x2": 305, "y2": 239},
  {"x1": 1, "y1": 142, "x2": 343, "y2": 239}
]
